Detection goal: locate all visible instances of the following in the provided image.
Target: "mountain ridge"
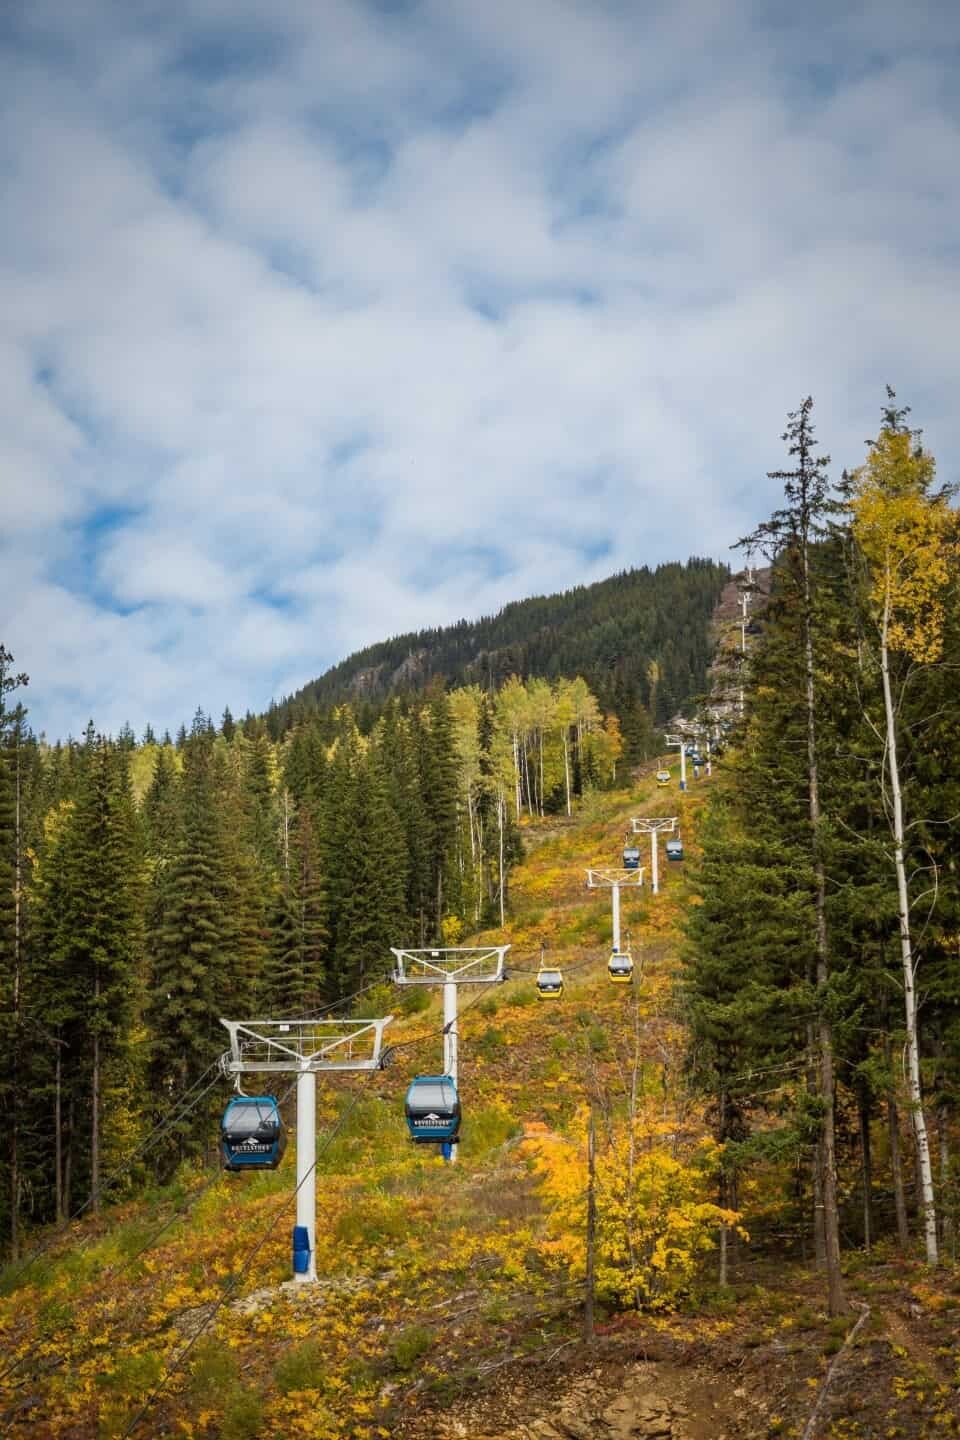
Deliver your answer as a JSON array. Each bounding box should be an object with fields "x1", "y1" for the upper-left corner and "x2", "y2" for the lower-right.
[{"x1": 269, "y1": 558, "x2": 729, "y2": 736}]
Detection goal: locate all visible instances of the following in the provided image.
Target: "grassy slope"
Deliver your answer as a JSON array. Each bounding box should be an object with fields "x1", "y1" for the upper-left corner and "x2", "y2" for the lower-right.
[{"x1": 2, "y1": 770, "x2": 959, "y2": 1440}]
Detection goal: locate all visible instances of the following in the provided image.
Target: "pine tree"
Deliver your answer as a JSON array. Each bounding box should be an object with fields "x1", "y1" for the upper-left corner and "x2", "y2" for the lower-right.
[
  {"x1": 0, "y1": 648, "x2": 29, "y2": 1252},
  {"x1": 146, "y1": 729, "x2": 228, "y2": 1174},
  {"x1": 42, "y1": 728, "x2": 143, "y2": 1211},
  {"x1": 738, "y1": 398, "x2": 847, "y2": 1314},
  {"x1": 263, "y1": 806, "x2": 328, "y2": 1014}
]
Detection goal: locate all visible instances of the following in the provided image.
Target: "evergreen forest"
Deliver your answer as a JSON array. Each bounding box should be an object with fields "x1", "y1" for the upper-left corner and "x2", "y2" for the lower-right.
[{"x1": 0, "y1": 670, "x2": 622, "y2": 1250}]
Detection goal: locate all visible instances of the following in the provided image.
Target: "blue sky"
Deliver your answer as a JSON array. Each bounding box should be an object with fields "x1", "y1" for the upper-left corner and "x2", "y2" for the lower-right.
[{"x1": 2, "y1": 0, "x2": 959, "y2": 739}]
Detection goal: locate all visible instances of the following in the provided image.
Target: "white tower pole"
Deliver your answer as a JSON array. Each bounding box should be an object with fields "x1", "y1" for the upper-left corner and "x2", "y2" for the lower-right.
[
  {"x1": 706, "y1": 737, "x2": 712, "y2": 778},
  {"x1": 651, "y1": 828, "x2": 659, "y2": 896},
  {"x1": 611, "y1": 882, "x2": 621, "y2": 953},
  {"x1": 443, "y1": 980, "x2": 459, "y2": 1165},
  {"x1": 679, "y1": 741, "x2": 687, "y2": 793},
  {"x1": 295, "y1": 1067, "x2": 317, "y2": 1283},
  {"x1": 443, "y1": 981, "x2": 458, "y2": 1088}
]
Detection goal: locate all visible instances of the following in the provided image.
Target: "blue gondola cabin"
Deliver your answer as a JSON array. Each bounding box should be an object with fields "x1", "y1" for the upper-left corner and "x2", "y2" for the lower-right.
[
  {"x1": 221, "y1": 1096, "x2": 286, "y2": 1171},
  {"x1": 665, "y1": 837, "x2": 684, "y2": 862},
  {"x1": 405, "y1": 1075, "x2": 461, "y2": 1144},
  {"x1": 622, "y1": 845, "x2": 641, "y2": 870}
]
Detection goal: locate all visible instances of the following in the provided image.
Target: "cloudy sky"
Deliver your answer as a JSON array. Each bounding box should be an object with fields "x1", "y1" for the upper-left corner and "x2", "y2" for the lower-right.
[{"x1": 2, "y1": 0, "x2": 958, "y2": 739}]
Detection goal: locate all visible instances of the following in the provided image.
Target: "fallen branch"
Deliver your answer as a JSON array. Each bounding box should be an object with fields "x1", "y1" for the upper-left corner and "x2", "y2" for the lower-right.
[{"x1": 800, "y1": 1302, "x2": 871, "y2": 1440}]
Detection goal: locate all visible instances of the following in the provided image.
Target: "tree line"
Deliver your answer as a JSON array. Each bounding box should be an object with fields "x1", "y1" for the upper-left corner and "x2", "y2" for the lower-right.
[
  {"x1": 0, "y1": 669, "x2": 619, "y2": 1255},
  {"x1": 268, "y1": 558, "x2": 728, "y2": 756},
  {"x1": 684, "y1": 392, "x2": 960, "y2": 1312}
]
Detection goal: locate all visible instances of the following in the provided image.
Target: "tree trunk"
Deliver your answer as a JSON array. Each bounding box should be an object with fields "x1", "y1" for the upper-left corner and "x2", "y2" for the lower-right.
[
  {"x1": 938, "y1": 1104, "x2": 954, "y2": 1259},
  {"x1": 879, "y1": 610, "x2": 938, "y2": 1265},
  {"x1": 64, "y1": 1093, "x2": 74, "y2": 1219},
  {"x1": 807, "y1": 1024, "x2": 826, "y2": 1270},
  {"x1": 91, "y1": 973, "x2": 101, "y2": 1215},
  {"x1": 498, "y1": 793, "x2": 505, "y2": 928},
  {"x1": 585, "y1": 1106, "x2": 596, "y2": 1342},
  {"x1": 879, "y1": 1005, "x2": 910, "y2": 1252},
  {"x1": 858, "y1": 1083, "x2": 873, "y2": 1252},
  {"x1": 562, "y1": 732, "x2": 571, "y2": 817},
  {"x1": 55, "y1": 1040, "x2": 64, "y2": 1224}
]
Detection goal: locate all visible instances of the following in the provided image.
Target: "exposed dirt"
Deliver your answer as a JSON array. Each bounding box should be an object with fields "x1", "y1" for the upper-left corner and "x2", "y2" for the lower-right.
[{"x1": 391, "y1": 1260, "x2": 960, "y2": 1440}]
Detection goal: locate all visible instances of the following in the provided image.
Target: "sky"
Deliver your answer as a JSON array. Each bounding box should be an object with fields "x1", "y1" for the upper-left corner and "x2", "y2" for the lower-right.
[{"x1": 2, "y1": 0, "x2": 959, "y2": 740}]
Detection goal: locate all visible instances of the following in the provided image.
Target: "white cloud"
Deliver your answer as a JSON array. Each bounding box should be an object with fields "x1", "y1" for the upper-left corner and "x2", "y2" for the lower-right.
[{"x1": 1, "y1": 0, "x2": 959, "y2": 737}]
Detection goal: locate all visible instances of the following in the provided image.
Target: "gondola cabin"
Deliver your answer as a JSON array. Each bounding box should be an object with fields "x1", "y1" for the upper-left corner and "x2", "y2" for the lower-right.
[
  {"x1": 656, "y1": 770, "x2": 671, "y2": 787},
  {"x1": 536, "y1": 967, "x2": 564, "y2": 998},
  {"x1": 665, "y1": 837, "x2": 684, "y2": 862},
  {"x1": 405, "y1": 1075, "x2": 461, "y2": 1144},
  {"x1": 622, "y1": 845, "x2": 641, "y2": 870},
  {"x1": 608, "y1": 951, "x2": 634, "y2": 983},
  {"x1": 221, "y1": 1096, "x2": 286, "y2": 1171}
]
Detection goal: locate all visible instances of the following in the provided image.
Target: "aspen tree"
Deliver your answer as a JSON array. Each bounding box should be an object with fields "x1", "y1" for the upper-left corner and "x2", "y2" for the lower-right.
[{"x1": 848, "y1": 397, "x2": 960, "y2": 1265}]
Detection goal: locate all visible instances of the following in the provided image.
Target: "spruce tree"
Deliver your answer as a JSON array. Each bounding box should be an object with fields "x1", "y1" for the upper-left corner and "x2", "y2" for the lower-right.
[{"x1": 146, "y1": 729, "x2": 229, "y2": 1173}]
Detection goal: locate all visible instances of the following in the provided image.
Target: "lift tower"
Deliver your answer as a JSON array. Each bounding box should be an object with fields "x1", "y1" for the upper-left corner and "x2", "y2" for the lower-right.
[
  {"x1": 220, "y1": 1016, "x2": 392, "y2": 1282},
  {"x1": 390, "y1": 946, "x2": 509, "y2": 1163},
  {"x1": 585, "y1": 866, "x2": 644, "y2": 953},
  {"x1": 663, "y1": 733, "x2": 689, "y2": 791},
  {"x1": 629, "y1": 816, "x2": 678, "y2": 896}
]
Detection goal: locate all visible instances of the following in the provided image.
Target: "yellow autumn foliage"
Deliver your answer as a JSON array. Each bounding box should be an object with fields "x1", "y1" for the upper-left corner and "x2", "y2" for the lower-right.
[{"x1": 850, "y1": 430, "x2": 960, "y2": 663}]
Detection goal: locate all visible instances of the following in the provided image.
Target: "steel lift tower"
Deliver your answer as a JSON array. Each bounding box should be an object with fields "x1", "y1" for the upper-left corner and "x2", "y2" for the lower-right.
[
  {"x1": 220, "y1": 1015, "x2": 392, "y2": 1282},
  {"x1": 585, "y1": 866, "x2": 644, "y2": 953},
  {"x1": 629, "y1": 816, "x2": 678, "y2": 896},
  {"x1": 390, "y1": 947, "x2": 509, "y2": 1163},
  {"x1": 663, "y1": 734, "x2": 688, "y2": 791}
]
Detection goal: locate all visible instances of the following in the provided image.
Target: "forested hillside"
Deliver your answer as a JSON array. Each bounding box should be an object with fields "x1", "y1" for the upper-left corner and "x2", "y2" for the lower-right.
[
  {"x1": 267, "y1": 559, "x2": 729, "y2": 753},
  {"x1": 0, "y1": 669, "x2": 620, "y2": 1254}
]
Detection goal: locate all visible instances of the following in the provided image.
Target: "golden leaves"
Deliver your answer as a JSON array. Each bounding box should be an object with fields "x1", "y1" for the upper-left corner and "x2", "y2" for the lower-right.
[{"x1": 850, "y1": 430, "x2": 960, "y2": 663}]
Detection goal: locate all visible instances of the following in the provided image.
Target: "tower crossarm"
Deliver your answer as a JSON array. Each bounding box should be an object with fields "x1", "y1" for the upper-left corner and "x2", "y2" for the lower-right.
[
  {"x1": 219, "y1": 1017, "x2": 393, "y2": 1074},
  {"x1": 585, "y1": 867, "x2": 645, "y2": 888},
  {"x1": 630, "y1": 816, "x2": 678, "y2": 836},
  {"x1": 390, "y1": 946, "x2": 509, "y2": 985}
]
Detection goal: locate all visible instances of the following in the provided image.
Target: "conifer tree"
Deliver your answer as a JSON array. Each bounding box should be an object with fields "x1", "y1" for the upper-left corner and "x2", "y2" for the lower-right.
[
  {"x1": 0, "y1": 648, "x2": 29, "y2": 1251},
  {"x1": 44, "y1": 727, "x2": 143, "y2": 1211},
  {"x1": 264, "y1": 806, "x2": 327, "y2": 1014},
  {"x1": 146, "y1": 728, "x2": 228, "y2": 1173},
  {"x1": 737, "y1": 398, "x2": 846, "y2": 1314}
]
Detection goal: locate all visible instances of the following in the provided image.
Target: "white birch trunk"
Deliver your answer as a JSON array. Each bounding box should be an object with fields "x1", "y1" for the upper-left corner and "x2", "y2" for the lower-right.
[{"x1": 880, "y1": 599, "x2": 938, "y2": 1264}]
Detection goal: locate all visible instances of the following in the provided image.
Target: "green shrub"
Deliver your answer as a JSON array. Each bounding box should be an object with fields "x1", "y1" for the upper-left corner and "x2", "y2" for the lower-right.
[
  {"x1": 586, "y1": 1024, "x2": 609, "y2": 1055},
  {"x1": 399, "y1": 987, "x2": 431, "y2": 1015},
  {"x1": 391, "y1": 1325, "x2": 433, "y2": 1371},
  {"x1": 477, "y1": 995, "x2": 500, "y2": 1017},
  {"x1": 476, "y1": 1026, "x2": 507, "y2": 1059},
  {"x1": 97, "y1": 1348, "x2": 165, "y2": 1399},
  {"x1": 221, "y1": 1387, "x2": 265, "y2": 1440},
  {"x1": 188, "y1": 1335, "x2": 238, "y2": 1401},
  {"x1": 507, "y1": 985, "x2": 536, "y2": 1008},
  {"x1": 275, "y1": 1338, "x2": 324, "y2": 1394}
]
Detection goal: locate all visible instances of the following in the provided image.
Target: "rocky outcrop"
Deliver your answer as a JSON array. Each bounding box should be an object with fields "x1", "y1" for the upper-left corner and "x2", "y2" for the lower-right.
[{"x1": 438, "y1": 1365, "x2": 691, "y2": 1440}]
